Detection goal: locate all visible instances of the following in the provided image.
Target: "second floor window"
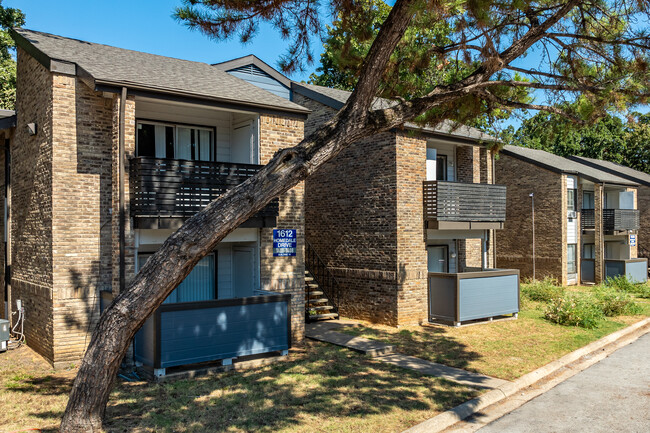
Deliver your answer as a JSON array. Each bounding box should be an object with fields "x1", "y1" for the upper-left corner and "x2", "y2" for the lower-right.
[
  {"x1": 567, "y1": 188, "x2": 577, "y2": 211},
  {"x1": 137, "y1": 121, "x2": 215, "y2": 162}
]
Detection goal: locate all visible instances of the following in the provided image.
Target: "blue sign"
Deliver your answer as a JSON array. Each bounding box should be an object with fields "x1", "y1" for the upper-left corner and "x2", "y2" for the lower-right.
[
  {"x1": 630, "y1": 234, "x2": 637, "y2": 247},
  {"x1": 273, "y1": 229, "x2": 297, "y2": 257}
]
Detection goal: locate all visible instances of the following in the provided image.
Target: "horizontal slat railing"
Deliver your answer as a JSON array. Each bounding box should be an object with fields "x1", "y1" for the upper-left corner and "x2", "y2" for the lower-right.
[
  {"x1": 130, "y1": 157, "x2": 279, "y2": 219},
  {"x1": 581, "y1": 209, "x2": 639, "y2": 231},
  {"x1": 604, "y1": 209, "x2": 639, "y2": 231},
  {"x1": 423, "y1": 181, "x2": 506, "y2": 222}
]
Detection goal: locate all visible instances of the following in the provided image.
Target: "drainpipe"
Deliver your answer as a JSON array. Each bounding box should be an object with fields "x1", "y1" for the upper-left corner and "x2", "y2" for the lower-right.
[
  {"x1": 4, "y1": 138, "x2": 10, "y2": 321},
  {"x1": 119, "y1": 87, "x2": 127, "y2": 294}
]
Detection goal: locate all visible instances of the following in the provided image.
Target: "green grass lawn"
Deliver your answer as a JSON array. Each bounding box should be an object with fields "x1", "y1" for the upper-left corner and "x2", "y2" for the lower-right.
[
  {"x1": 338, "y1": 285, "x2": 650, "y2": 381},
  {"x1": 0, "y1": 340, "x2": 479, "y2": 433}
]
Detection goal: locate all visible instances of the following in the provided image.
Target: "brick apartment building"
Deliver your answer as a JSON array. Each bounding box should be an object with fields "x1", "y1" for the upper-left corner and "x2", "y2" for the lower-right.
[
  {"x1": 1, "y1": 29, "x2": 309, "y2": 373},
  {"x1": 293, "y1": 83, "x2": 520, "y2": 327},
  {"x1": 569, "y1": 156, "x2": 650, "y2": 261},
  {"x1": 496, "y1": 145, "x2": 647, "y2": 285}
]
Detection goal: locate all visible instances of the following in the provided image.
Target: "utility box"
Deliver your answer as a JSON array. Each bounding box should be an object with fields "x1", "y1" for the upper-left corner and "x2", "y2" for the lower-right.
[{"x1": 0, "y1": 319, "x2": 9, "y2": 352}]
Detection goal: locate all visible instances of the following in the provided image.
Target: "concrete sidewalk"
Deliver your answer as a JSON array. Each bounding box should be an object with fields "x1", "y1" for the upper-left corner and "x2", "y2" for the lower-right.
[{"x1": 305, "y1": 320, "x2": 507, "y2": 389}]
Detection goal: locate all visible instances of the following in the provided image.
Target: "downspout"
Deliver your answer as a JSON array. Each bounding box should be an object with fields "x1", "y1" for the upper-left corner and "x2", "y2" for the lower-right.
[
  {"x1": 4, "y1": 138, "x2": 10, "y2": 320},
  {"x1": 119, "y1": 87, "x2": 127, "y2": 294}
]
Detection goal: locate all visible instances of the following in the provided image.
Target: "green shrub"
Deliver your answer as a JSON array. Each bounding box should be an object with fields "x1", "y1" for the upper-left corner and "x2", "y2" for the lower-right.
[
  {"x1": 605, "y1": 275, "x2": 650, "y2": 298},
  {"x1": 543, "y1": 294, "x2": 604, "y2": 329},
  {"x1": 522, "y1": 277, "x2": 565, "y2": 302},
  {"x1": 591, "y1": 287, "x2": 642, "y2": 316}
]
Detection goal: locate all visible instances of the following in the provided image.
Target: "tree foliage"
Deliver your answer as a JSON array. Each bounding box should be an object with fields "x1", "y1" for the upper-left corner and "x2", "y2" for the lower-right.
[
  {"x1": 0, "y1": 0, "x2": 25, "y2": 110},
  {"x1": 177, "y1": 0, "x2": 649, "y2": 128},
  {"x1": 63, "y1": 2, "x2": 650, "y2": 431},
  {"x1": 505, "y1": 110, "x2": 650, "y2": 174}
]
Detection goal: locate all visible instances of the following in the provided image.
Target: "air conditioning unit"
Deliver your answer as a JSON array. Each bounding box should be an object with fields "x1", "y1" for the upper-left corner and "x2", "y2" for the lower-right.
[
  {"x1": 568, "y1": 211, "x2": 577, "y2": 219},
  {"x1": 0, "y1": 319, "x2": 9, "y2": 352}
]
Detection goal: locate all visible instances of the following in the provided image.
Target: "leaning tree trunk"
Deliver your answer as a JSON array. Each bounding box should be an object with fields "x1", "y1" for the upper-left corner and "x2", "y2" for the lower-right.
[{"x1": 58, "y1": 2, "x2": 415, "y2": 431}]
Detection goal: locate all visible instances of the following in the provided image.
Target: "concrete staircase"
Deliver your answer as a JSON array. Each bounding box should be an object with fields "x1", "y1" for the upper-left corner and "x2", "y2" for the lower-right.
[{"x1": 305, "y1": 270, "x2": 339, "y2": 322}]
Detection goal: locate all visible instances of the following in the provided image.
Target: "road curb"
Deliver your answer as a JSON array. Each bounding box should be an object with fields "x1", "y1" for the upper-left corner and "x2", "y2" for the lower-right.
[{"x1": 402, "y1": 317, "x2": 650, "y2": 433}]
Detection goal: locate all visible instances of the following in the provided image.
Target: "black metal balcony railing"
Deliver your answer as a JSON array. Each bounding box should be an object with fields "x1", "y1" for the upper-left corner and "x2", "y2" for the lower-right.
[
  {"x1": 423, "y1": 181, "x2": 506, "y2": 222},
  {"x1": 581, "y1": 209, "x2": 639, "y2": 231},
  {"x1": 130, "y1": 157, "x2": 279, "y2": 225}
]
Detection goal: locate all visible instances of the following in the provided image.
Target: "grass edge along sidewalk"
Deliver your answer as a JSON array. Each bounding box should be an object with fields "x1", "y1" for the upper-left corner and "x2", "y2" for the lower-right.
[{"x1": 401, "y1": 317, "x2": 650, "y2": 433}]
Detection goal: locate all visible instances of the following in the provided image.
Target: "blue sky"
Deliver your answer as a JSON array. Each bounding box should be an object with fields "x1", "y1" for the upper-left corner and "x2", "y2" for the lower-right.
[{"x1": 5, "y1": 0, "x2": 328, "y2": 82}]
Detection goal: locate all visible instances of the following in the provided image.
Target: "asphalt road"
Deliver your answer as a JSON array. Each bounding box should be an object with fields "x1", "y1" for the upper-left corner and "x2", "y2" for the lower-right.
[{"x1": 477, "y1": 332, "x2": 650, "y2": 433}]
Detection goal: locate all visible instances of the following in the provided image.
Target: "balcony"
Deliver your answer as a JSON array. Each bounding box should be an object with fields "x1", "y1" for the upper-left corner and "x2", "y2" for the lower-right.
[
  {"x1": 582, "y1": 258, "x2": 648, "y2": 283},
  {"x1": 581, "y1": 209, "x2": 639, "y2": 232},
  {"x1": 130, "y1": 157, "x2": 279, "y2": 229},
  {"x1": 428, "y1": 269, "x2": 520, "y2": 325},
  {"x1": 134, "y1": 290, "x2": 291, "y2": 376},
  {"x1": 423, "y1": 181, "x2": 506, "y2": 230}
]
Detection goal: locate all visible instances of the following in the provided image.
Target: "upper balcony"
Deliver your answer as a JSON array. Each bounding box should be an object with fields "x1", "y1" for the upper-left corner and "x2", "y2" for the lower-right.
[
  {"x1": 581, "y1": 209, "x2": 639, "y2": 232},
  {"x1": 423, "y1": 181, "x2": 506, "y2": 230},
  {"x1": 130, "y1": 156, "x2": 279, "y2": 229}
]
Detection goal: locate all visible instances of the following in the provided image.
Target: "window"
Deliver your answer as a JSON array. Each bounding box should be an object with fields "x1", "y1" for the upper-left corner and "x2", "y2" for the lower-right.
[
  {"x1": 582, "y1": 191, "x2": 595, "y2": 210},
  {"x1": 583, "y1": 244, "x2": 595, "y2": 259},
  {"x1": 137, "y1": 253, "x2": 217, "y2": 303},
  {"x1": 436, "y1": 155, "x2": 448, "y2": 181},
  {"x1": 567, "y1": 188, "x2": 577, "y2": 211},
  {"x1": 136, "y1": 121, "x2": 215, "y2": 161},
  {"x1": 567, "y1": 244, "x2": 577, "y2": 274}
]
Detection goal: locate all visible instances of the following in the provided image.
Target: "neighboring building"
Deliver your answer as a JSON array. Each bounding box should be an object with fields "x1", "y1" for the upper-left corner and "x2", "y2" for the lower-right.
[
  {"x1": 293, "y1": 82, "x2": 519, "y2": 327},
  {"x1": 3, "y1": 29, "x2": 309, "y2": 374},
  {"x1": 496, "y1": 145, "x2": 647, "y2": 285},
  {"x1": 568, "y1": 156, "x2": 650, "y2": 261}
]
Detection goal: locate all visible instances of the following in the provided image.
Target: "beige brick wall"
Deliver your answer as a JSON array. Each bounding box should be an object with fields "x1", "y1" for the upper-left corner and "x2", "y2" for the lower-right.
[
  {"x1": 11, "y1": 48, "x2": 55, "y2": 361},
  {"x1": 49, "y1": 72, "x2": 115, "y2": 368},
  {"x1": 259, "y1": 114, "x2": 306, "y2": 342},
  {"x1": 495, "y1": 154, "x2": 564, "y2": 281},
  {"x1": 395, "y1": 132, "x2": 427, "y2": 325}
]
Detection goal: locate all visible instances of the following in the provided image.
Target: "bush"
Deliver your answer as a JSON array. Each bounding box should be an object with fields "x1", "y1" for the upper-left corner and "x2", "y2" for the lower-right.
[
  {"x1": 591, "y1": 287, "x2": 642, "y2": 317},
  {"x1": 543, "y1": 294, "x2": 604, "y2": 329},
  {"x1": 605, "y1": 275, "x2": 650, "y2": 299},
  {"x1": 522, "y1": 277, "x2": 565, "y2": 302}
]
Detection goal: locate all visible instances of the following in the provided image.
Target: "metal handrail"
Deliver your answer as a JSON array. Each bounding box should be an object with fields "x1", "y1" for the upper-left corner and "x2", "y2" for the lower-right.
[{"x1": 305, "y1": 240, "x2": 340, "y2": 320}]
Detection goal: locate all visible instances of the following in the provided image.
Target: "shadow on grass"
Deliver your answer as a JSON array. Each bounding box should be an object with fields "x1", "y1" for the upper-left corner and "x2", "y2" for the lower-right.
[
  {"x1": 339, "y1": 324, "x2": 484, "y2": 373},
  {"x1": 105, "y1": 342, "x2": 478, "y2": 432},
  {"x1": 4, "y1": 341, "x2": 480, "y2": 432}
]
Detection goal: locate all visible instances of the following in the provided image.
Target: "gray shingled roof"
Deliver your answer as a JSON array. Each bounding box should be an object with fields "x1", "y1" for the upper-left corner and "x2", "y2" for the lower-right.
[
  {"x1": 292, "y1": 82, "x2": 497, "y2": 142},
  {"x1": 502, "y1": 145, "x2": 639, "y2": 186},
  {"x1": 570, "y1": 156, "x2": 650, "y2": 187},
  {"x1": 13, "y1": 29, "x2": 309, "y2": 114}
]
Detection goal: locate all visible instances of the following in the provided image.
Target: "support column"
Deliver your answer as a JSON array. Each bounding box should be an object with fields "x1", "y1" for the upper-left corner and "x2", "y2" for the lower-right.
[{"x1": 594, "y1": 183, "x2": 605, "y2": 283}]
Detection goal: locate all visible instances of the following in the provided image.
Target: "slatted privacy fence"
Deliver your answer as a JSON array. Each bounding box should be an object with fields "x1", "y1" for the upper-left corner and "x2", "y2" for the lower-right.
[
  {"x1": 130, "y1": 156, "x2": 280, "y2": 220},
  {"x1": 423, "y1": 181, "x2": 506, "y2": 222},
  {"x1": 581, "y1": 209, "x2": 639, "y2": 231}
]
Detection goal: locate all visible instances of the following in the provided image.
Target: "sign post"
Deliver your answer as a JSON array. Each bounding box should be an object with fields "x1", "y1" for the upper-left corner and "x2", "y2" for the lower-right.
[{"x1": 273, "y1": 229, "x2": 297, "y2": 257}]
